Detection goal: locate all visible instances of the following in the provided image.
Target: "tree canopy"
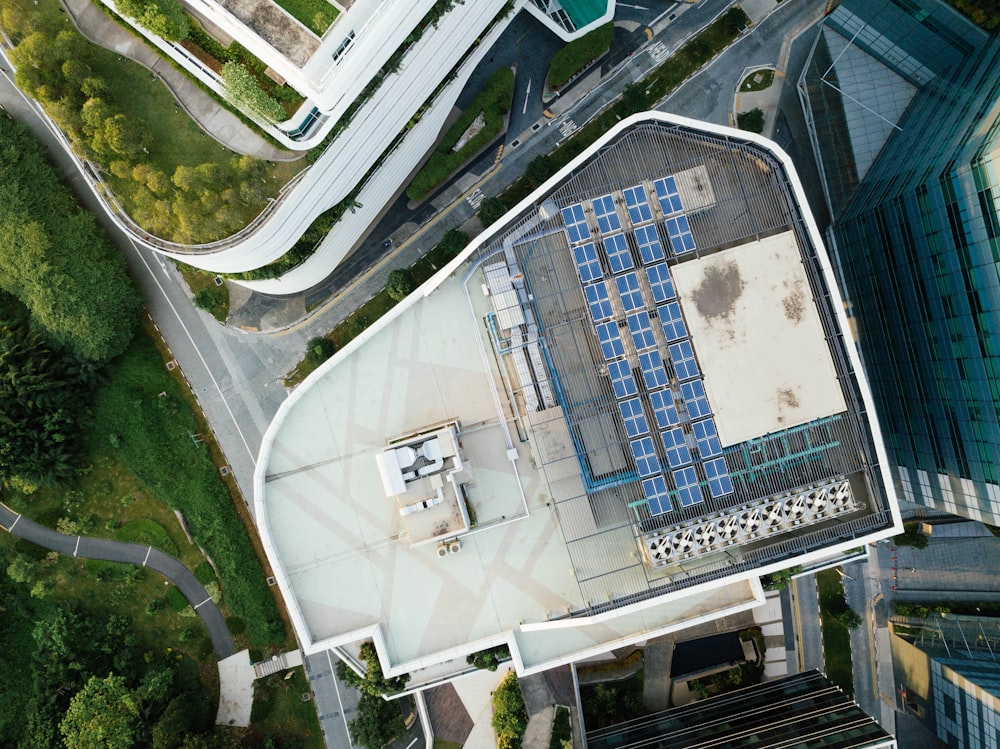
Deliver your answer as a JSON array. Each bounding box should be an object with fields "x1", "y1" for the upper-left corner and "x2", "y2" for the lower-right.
[{"x1": 0, "y1": 116, "x2": 141, "y2": 364}]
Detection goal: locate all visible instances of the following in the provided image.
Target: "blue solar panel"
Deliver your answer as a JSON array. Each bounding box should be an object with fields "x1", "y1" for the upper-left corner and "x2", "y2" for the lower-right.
[
  {"x1": 561, "y1": 203, "x2": 589, "y2": 244},
  {"x1": 654, "y1": 176, "x2": 683, "y2": 215},
  {"x1": 627, "y1": 312, "x2": 656, "y2": 351},
  {"x1": 634, "y1": 225, "x2": 665, "y2": 263},
  {"x1": 692, "y1": 418, "x2": 722, "y2": 458},
  {"x1": 658, "y1": 301, "x2": 687, "y2": 341},
  {"x1": 618, "y1": 398, "x2": 649, "y2": 438},
  {"x1": 705, "y1": 457, "x2": 734, "y2": 498},
  {"x1": 668, "y1": 340, "x2": 699, "y2": 380},
  {"x1": 595, "y1": 320, "x2": 625, "y2": 361},
  {"x1": 585, "y1": 282, "x2": 614, "y2": 322},
  {"x1": 661, "y1": 427, "x2": 692, "y2": 468},
  {"x1": 630, "y1": 437, "x2": 661, "y2": 477},
  {"x1": 572, "y1": 242, "x2": 602, "y2": 283},
  {"x1": 645, "y1": 264, "x2": 675, "y2": 303},
  {"x1": 649, "y1": 390, "x2": 680, "y2": 429},
  {"x1": 673, "y1": 465, "x2": 704, "y2": 507},
  {"x1": 643, "y1": 475, "x2": 672, "y2": 515},
  {"x1": 638, "y1": 350, "x2": 669, "y2": 390},
  {"x1": 608, "y1": 359, "x2": 637, "y2": 398},
  {"x1": 616, "y1": 273, "x2": 644, "y2": 312},
  {"x1": 665, "y1": 214, "x2": 696, "y2": 254},
  {"x1": 624, "y1": 185, "x2": 653, "y2": 224},
  {"x1": 604, "y1": 233, "x2": 634, "y2": 273},
  {"x1": 681, "y1": 379, "x2": 712, "y2": 419},
  {"x1": 592, "y1": 194, "x2": 622, "y2": 234}
]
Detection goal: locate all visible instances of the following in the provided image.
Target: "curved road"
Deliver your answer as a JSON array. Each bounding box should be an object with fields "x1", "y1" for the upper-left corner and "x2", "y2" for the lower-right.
[{"x1": 0, "y1": 502, "x2": 235, "y2": 660}]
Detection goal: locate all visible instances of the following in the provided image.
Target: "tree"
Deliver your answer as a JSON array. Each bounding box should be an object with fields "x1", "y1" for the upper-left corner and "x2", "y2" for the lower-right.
[
  {"x1": 220, "y1": 62, "x2": 286, "y2": 122},
  {"x1": 620, "y1": 82, "x2": 649, "y2": 116},
  {"x1": 492, "y1": 672, "x2": 527, "y2": 745},
  {"x1": 762, "y1": 565, "x2": 802, "y2": 591},
  {"x1": 385, "y1": 268, "x2": 417, "y2": 302},
  {"x1": 467, "y1": 644, "x2": 510, "y2": 671},
  {"x1": 736, "y1": 107, "x2": 765, "y2": 134},
  {"x1": 305, "y1": 336, "x2": 335, "y2": 366},
  {"x1": 478, "y1": 196, "x2": 508, "y2": 227},
  {"x1": 838, "y1": 608, "x2": 863, "y2": 630},
  {"x1": 525, "y1": 154, "x2": 555, "y2": 187},
  {"x1": 115, "y1": 0, "x2": 189, "y2": 40},
  {"x1": 60, "y1": 674, "x2": 140, "y2": 749},
  {"x1": 349, "y1": 695, "x2": 406, "y2": 749}
]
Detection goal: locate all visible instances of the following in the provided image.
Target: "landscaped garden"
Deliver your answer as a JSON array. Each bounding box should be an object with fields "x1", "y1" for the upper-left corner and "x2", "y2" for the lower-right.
[
  {"x1": 816, "y1": 569, "x2": 856, "y2": 696},
  {"x1": 546, "y1": 22, "x2": 614, "y2": 91}
]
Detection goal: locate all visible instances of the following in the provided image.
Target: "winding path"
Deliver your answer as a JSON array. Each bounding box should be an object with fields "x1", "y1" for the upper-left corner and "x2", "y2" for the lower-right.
[{"x1": 0, "y1": 502, "x2": 235, "y2": 660}]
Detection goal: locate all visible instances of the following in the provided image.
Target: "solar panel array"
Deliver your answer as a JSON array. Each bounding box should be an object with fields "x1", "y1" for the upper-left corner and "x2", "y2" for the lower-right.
[{"x1": 560, "y1": 179, "x2": 733, "y2": 518}]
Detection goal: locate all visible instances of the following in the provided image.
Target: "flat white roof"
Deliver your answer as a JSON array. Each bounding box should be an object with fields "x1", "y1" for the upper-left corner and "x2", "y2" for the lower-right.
[{"x1": 672, "y1": 231, "x2": 847, "y2": 446}]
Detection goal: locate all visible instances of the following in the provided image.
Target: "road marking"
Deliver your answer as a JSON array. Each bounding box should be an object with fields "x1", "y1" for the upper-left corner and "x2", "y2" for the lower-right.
[
  {"x1": 73, "y1": 536, "x2": 81, "y2": 557},
  {"x1": 466, "y1": 188, "x2": 485, "y2": 209},
  {"x1": 648, "y1": 41, "x2": 669, "y2": 64},
  {"x1": 194, "y1": 597, "x2": 212, "y2": 609},
  {"x1": 523, "y1": 78, "x2": 532, "y2": 115},
  {"x1": 8, "y1": 513, "x2": 20, "y2": 532},
  {"x1": 143, "y1": 546, "x2": 152, "y2": 567},
  {"x1": 618, "y1": 2, "x2": 648, "y2": 8},
  {"x1": 405, "y1": 739, "x2": 417, "y2": 749},
  {"x1": 128, "y1": 242, "x2": 256, "y2": 464},
  {"x1": 559, "y1": 118, "x2": 578, "y2": 139}
]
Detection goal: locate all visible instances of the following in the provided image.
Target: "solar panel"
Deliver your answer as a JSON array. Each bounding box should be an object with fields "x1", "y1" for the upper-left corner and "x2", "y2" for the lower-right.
[
  {"x1": 672, "y1": 465, "x2": 704, "y2": 507},
  {"x1": 561, "y1": 203, "x2": 590, "y2": 244},
  {"x1": 595, "y1": 320, "x2": 625, "y2": 361},
  {"x1": 638, "y1": 350, "x2": 669, "y2": 390},
  {"x1": 608, "y1": 359, "x2": 638, "y2": 398},
  {"x1": 615, "y1": 272, "x2": 644, "y2": 312},
  {"x1": 658, "y1": 301, "x2": 687, "y2": 341},
  {"x1": 692, "y1": 418, "x2": 722, "y2": 458},
  {"x1": 654, "y1": 176, "x2": 683, "y2": 215},
  {"x1": 585, "y1": 282, "x2": 614, "y2": 322},
  {"x1": 634, "y1": 225, "x2": 665, "y2": 263},
  {"x1": 624, "y1": 185, "x2": 653, "y2": 224},
  {"x1": 661, "y1": 427, "x2": 692, "y2": 468},
  {"x1": 649, "y1": 390, "x2": 680, "y2": 429},
  {"x1": 668, "y1": 340, "x2": 699, "y2": 380},
  {"x1": 705, "y1": 457, "x2": 734, "y2": 498},
  {"x1": 627, "y1": 312, "x2": 657, "y2": 351},
  {"x1": 603, "y1": 233, "x2": 634, "y2": 273},
  {"x1": 645, "y1": 264, "x2": 676, "y2": 303},
  {"x1": 665, "y1": 214, "x2": 696, "y2": 254},
  {"x1": 630, "y1": 437, "x2": 661, "y2": 477},
  {"x1": 572, "y1": 242, "x2": 602, "y2": 283},
  {"x1": 681, "y1": 379, "x2": 711, "y2": 419},
  {"x1": 592, "y1": 194, "x2": 622, "y2": 234},
  {"x1": 642, "y1": 475, "x2": 672, "y2": 515},
  {"x1": 618, "y1": 398, "x2": 649, "y2": 438}
]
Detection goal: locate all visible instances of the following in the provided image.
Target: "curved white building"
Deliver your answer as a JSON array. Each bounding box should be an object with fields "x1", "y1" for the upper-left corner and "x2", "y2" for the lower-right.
[{"x1": 253, "y1": 113, "x2": 901, "y2": 686}]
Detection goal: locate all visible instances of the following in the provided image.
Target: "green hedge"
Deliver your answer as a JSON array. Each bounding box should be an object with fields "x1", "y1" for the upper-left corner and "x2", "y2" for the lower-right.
[
  {"x1": 114, "y1": 519, "x2": 180, "y2": 557},
  {"x1": 406, "y1": 67, "x2": 514, "y2": 202},
  {"x1": 194, "y1": 561, "x2": 216, "y2": 585},
  {"x1": 90, "y1": 335, "x2": 285, "y2": 646},
  {"x1": 546, "y1": 23, "x2": 614, "y2": 90},
  {"x1": 165, "y1": 585, "x2": 189, "y2": 612}
]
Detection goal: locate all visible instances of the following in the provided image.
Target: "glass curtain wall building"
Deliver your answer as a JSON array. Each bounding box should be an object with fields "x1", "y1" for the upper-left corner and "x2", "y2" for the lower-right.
[{"x1": 801, "y1": 0, "x2": 1000, "y2": 522}]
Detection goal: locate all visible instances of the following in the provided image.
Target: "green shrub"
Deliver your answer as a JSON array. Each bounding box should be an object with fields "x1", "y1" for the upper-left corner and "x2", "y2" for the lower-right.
[
  {"x1": 220, "y1": 62, "x2": 286, "y2": 122},
  {"x1": 549, "y1": 705, "x2": 571, "y2": 749},
  {"x1": 406, "y1": 68, "x2": 515, "y2": 201},
  {"x1": 467, "y1": 644, "x2": 510, "y2": 671},
  {"x1": 492, "y1": 672, "x2": 528, "y2": 748},
  {"x1": 736, "y1": 107, "x2": 765, "y2": 133},
  {"x1": 895, "y1": 522, "x2": 928, "y2": 548},
  {"x1": 145, "y1": 598, "x2": 166, "y2": 615},
  {"x1": 305, "y1": 336, "x2": 336, "y2": 366},
  {"x1": 193, "y1": 287, "x2": 221, "y2": 311},
  {"x1": 165, "y1": 586, "x2": 189, "y2": 612},
  {"x1": 546, "y1": 23, "x2": 614, "y2": 90},
  {"x1": 386, "y1": 268, "x2": 417, "y2": 302},
  {"x1": 194, "y1": 562, "x2": 215, "y2": 585},
  {"x1": 478, "y1": 197, "x2": 508, "y2": 227}
]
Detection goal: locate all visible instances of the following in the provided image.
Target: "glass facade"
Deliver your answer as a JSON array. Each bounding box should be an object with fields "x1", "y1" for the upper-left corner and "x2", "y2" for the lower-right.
[
  {"x1": 586, "y1": 670, "x2": 894, "y2": 748},
  {"x1": 819, "y1": 9, "x2": 1000, "y2": 523}
]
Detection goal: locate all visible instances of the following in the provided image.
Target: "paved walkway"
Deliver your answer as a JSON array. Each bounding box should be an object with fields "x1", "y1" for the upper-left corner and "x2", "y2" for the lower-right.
[
  {"x1": 0, "y1": 501, "x2": 235, "y2": 660},
  {"x1": 61, "y1": 0, "x2": 300, "y2": 162}
]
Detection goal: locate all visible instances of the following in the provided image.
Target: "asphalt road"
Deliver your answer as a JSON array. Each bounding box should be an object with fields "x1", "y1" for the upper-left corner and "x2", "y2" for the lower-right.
[{"x1": 0, "y1": 502, "x2": 235, "y2": 660}]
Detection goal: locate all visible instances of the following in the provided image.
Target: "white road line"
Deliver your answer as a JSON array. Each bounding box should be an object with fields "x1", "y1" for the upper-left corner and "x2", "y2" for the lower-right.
[
  {"x1": 522, "y1": 78, "x2": 532, "y2": 115},
  {"x1": 405, "y1": 738, "x2": 418, "y2": 749},
  {"x1": 128, "y1": 240, "x2": 256, "y2": 464},
  {"x1": 73, "y1": 536, "x2": 81, "y2": 557},
  {"x1": 194, "y1": 597, "x2": 212, "y2": 609},
  {"x1": 142, "y1": 546, "x2": 153, "y2": 567},
  {"x1": 8, "y1": 514, "x2": 20, "y2": 532},
  {"x1": 327, "y1": 650, "x2": 354, "y2": 748}
]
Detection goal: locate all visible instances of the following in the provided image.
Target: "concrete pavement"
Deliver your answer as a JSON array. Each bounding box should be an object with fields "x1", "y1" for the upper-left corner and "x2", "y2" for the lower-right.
[
  {"x1": 0, "y1": 501, "x2": 235, "y2": 660},
  {"x1": 61, "y1": 0, "x2": 298, "y2": 161},
  {"x1": 790, "y1": 575, "x2": 825, "y2": 673}
]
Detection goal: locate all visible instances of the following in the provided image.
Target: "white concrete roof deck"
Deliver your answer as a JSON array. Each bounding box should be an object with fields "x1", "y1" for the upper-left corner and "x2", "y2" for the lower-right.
[{"x1": 255, "y1": 112, "x2": 902, "y2": 682}]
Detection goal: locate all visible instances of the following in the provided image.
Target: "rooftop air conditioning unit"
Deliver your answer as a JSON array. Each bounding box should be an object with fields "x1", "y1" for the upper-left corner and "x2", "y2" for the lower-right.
[
  {"x1": 437, "y1": 544, "x2": 449, "y2": 558},
  {"x1": 449, "y1": 540, "x2": 462, "y2": 554}
]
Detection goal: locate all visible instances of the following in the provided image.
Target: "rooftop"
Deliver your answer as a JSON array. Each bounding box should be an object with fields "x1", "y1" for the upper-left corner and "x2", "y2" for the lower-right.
[{"x1": 254, "y1": 113, "x2": 900, "y2": 681}]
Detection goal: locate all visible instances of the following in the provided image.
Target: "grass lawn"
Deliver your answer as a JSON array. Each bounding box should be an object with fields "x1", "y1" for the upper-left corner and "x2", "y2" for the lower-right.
[
  {"x1": 740, "y1": 68, "x2": 774, "y2": 92},
  {"x1": 274, "y1": 0, "x2": 340, "y2": 35},
  {"x1": 250, "y1": 668, "x2": 324, "y2": 748},
  {"x1": 177, "y1": 264, "x2": 231, "y2": 322},
  {"x1": 816, "y1": 569, "x2": 854, "y2": 696}
]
